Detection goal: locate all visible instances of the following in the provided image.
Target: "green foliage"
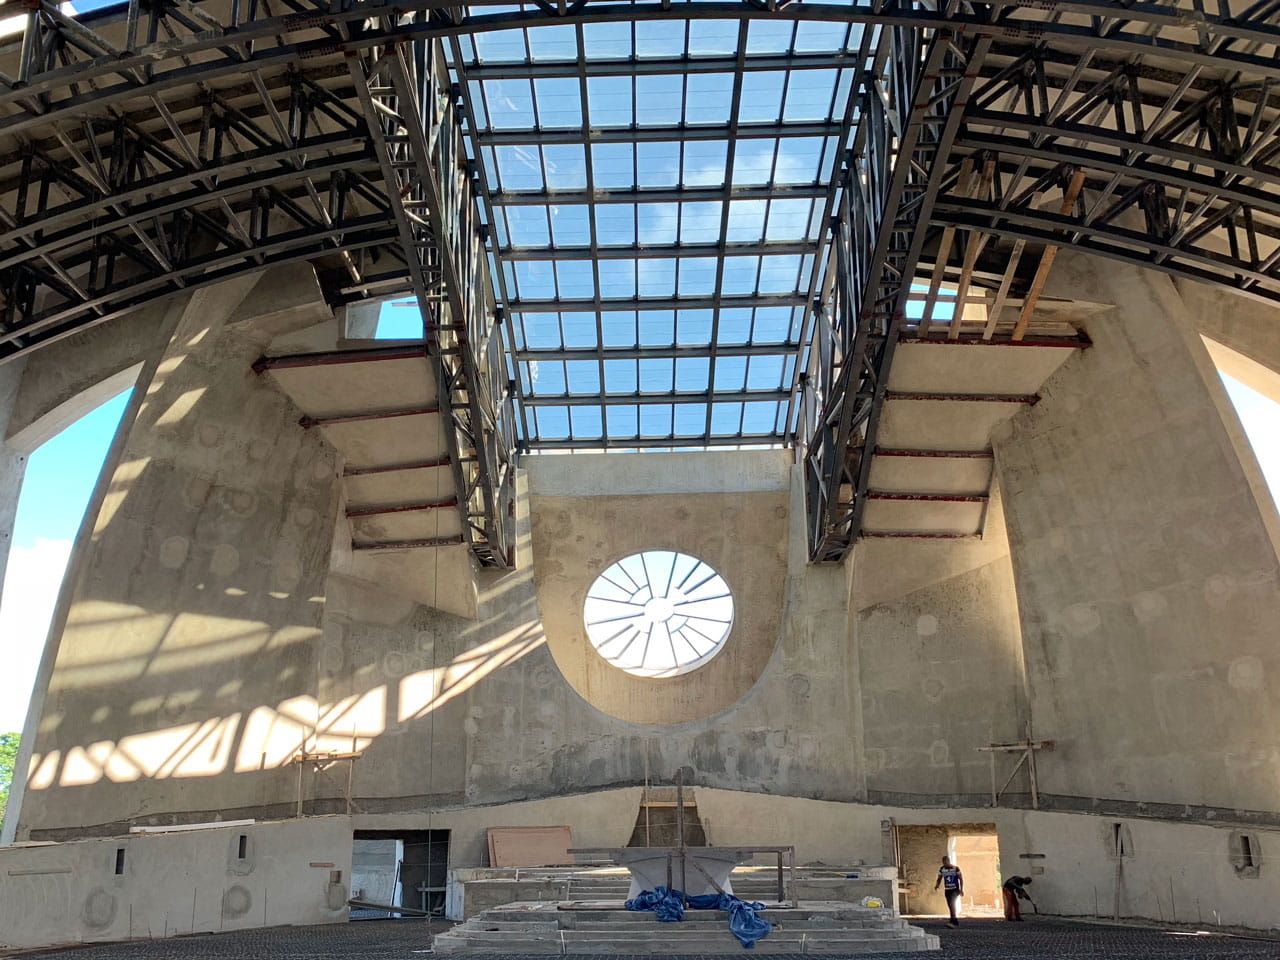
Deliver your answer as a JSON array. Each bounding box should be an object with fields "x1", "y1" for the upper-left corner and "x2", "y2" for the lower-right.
[{"x1": 0, "y1": 732, "x2": 19, "y2": 827}]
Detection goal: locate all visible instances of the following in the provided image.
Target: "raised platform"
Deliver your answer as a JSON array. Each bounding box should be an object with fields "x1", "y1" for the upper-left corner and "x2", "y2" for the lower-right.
[
  {"x1": 434, "y1": 901, "x2": 939, "y2": 955},
  {"x1": 446, "y1": 865, "x2": 898, "y2": 921}
]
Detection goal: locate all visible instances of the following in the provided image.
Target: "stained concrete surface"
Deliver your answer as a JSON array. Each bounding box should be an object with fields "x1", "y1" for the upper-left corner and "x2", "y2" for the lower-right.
[{"x1": 14, "y1": 917, "x2": 1278, "y2": 959}]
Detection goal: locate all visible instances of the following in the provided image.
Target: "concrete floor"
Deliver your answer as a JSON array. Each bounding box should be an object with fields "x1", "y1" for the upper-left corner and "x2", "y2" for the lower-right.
[{"x1": 16, "y1": 918, "x2": 1277, "y2": 959}]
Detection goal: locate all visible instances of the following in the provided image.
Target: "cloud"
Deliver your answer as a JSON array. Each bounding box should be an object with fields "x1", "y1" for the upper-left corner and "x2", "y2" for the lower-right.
[{"x1": 0, "y1": 538, "x2": 73, "y2": 731}]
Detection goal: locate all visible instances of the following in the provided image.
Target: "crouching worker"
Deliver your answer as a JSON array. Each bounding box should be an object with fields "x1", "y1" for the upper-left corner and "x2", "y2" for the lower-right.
[{"x1": 1002, "y1": 876, "x2": 1033, "y2": 921}]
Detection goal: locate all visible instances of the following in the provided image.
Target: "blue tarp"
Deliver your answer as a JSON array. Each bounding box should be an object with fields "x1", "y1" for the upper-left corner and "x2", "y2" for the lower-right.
[{"x1": 624, "y1": 887, "x2": 772, "y2": 948}]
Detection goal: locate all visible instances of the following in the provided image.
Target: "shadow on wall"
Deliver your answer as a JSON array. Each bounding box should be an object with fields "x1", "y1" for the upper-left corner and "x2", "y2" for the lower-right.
[{"x1": 18, "y1": 303, "x2": 544, "y2": 827}]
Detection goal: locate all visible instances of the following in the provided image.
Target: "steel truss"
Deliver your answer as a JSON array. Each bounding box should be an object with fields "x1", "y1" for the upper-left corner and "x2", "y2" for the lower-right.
[{"x1": 0, "y1": 0, "x2": 1277, "y2": 564}]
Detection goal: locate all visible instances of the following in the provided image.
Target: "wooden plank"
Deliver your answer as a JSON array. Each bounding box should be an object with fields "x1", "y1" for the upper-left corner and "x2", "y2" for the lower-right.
[
  {"x1": 918, "y1": 159, "x2": 975, "y2": 336},
  {"x1": 487, "y1": 826, "x2": 574, "y2": 867},
  {"x1": 1012, "y1": 169, "x2": 1087, "y2": 340},
  {"x1": 949, "y1": 159, "x2": 996, "y2": 340},
  {"x1": 983, "y1": 240, "x2": 1026, "y2": 340}
]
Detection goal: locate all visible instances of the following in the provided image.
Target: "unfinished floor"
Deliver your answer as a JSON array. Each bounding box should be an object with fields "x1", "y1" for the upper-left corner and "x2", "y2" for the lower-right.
[{"x1": 15, "y1": 918, "x2": 1275, "y2": 960}]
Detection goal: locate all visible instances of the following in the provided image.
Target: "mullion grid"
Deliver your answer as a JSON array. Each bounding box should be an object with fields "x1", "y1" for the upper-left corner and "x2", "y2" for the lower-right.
[{"x1": 470, "y1": 12, "x2": 856, "y2": 450}]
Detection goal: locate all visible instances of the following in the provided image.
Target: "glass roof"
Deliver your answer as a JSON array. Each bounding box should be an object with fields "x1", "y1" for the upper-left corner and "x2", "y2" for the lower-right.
[{"x1": 448, "y1": 11, "x2": 873, "y2": 451}]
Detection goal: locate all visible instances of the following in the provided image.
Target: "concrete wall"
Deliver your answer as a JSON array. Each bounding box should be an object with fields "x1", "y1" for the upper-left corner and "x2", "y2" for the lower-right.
[
  {"x1": 13, "y1": 270, "x2": 344, "y2": 839},
  {"x1": 853, "y1": 483, "x2": 1029, "y2": 805},
  {"x1": 995, "y1": 255, "x2": 1280, "y2": 819},
  {"x1": 0, "y1": 816, "x2": 351, "y2": 951}
]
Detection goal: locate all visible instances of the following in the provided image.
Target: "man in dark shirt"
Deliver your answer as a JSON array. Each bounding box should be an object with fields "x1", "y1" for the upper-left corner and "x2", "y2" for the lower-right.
[
  {"x1": 1002, "y1": 876, "x2": 1034, "y2": 921},
  {"x1": 933, "y1": 856, "x2": 964, "y2": 927}
]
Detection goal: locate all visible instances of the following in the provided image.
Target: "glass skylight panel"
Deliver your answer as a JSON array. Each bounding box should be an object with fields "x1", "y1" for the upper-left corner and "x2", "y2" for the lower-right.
[
  {"x1": 587, "y1": 76, "x2": 633, "y2": 126},
  {"x1": 795, "y1": 21, "x2": 849, "y2": 53},
  {"x1": 515, "y1": 261, "x2": 555, "y2": 299},
  {"x1": 473, "y1": 28, "x2": 527, "y2": 63},
  {"x1": 638, "y1": 142, "x2": 681, "y2": 187},
  {"x1": 534, "y1": 77, "x2": 582, "y2": 128},
  {"x1": 505, "y1": 205, "x2": 550, "y2": 246},
  {"x1": 495, "y1": 146, "x2": 544, "y2": 190},
  {"x1": 678, "y1": 258, "x2": 717, "y2": 296},
  {"x1": 605, "y1": 359, "x2": 638, "y2": 394},
  {"x1": 722, "y1": 256, "x2": 761, "y2": 296},
  {"x1": 784, "y1": 69, "x2": 839, "y2": 122},
  {"x1": 743, "y1": 400, "x2": 782, "y2": 434},
  {"x1": 733, "y1": 139, "x2": 777, "y2": 186},
  {"x1": 535, "y1": 360, "x2": 567, "y2": 394},
  {"x1": 484, "y1": 79, "x2": 536, "y2": 129},
  {"x1": 536, "y1": 405, "x2": 570, "y2": 439},
  {"x1": 679, "y1": 202, "x2": 722, "y2": 245},
  {"x1": 595, "y1": 205, "x2": 636, "y2": 246},
  {"x1": 640, "y1": 404, "x2": 674, "y2": 437},
  {"x1": 727, "y1": 200, "x2": 767, "y2": 242},
  {"x1": 638, "y1": 259, "x2": 676, "y2": 297},
  {"x1": 602, "y1": 311, "x2": 637, "y2": 347},
  {"x1": 675, "y1": 357, "x2": 710, "y2": 392},
  {"x1": 549, "y1": 204, "x2": 590, "y2": 246},
  {"x1": 746, "y1": 20, "x2": 795, "y2": 55},
  {"x1": 754, "y1": 306, "x2": 793, "y2": 343},
  {"x1": 563, "y1": 311, "x2": 597, "y2": 348},
  {"x1": 639, "y1": 203, "x2": 679, "y2": 246},
  {"x1": 682, "y1": 141, "x2": 728, "y2": 186},
  {"x1": 766, "y1": 198, "x2": 815, "y2": 241},
  {"x1": 607, "y1": 405, "x2": 639, "y2": 438},
  {"x1": 635, "y1": 19, "x2": 685, "y2": 59},
  {"x1": 599, "y1": 260, "x2": 637, "y2": 298},
  {"x1": 543, "y1": 144, "x2": 587, "y2": 190},
  {"x1": 687, "y1": 19, "x2": 739, "y2": 57},
  {"x1": 570, "y1": 406, "x2": 604, "y2": 439},
  {"x1": 773, "y1": 138, "x2": 824, "y2": 183},
  {"x1": 714, "y1": 355, "x2": 747, "y2": 390},
  {"x1": 527, "y1": 24, "x2": 577, "y2": 62},
  {"x1": 739, "y1": 72, "x2": 786, "y2": 124},
  {"x1": 640, "y1": 358, "x2": 675, "y2": 393},
  {"x1": 636, "y1": 76, "x2": 684, "y2": 126},
  {"x1": 746, "y1": 355, "x2": 786, "y2": 391},
  {"x1": 583, "y1": 21, "x2": 633, "y2": 59},
  {"x1": 686, "y1": 74, "x2": 734, "y2": 125},
  {"x1": 711, "y1": 401, "x2": 744, "y2": 435},
  {"x1": 556, "y1": 260, "x2": 594, "y2": 299},
  {"x1": 591, "y1": 143, "x2": 635, "y2": 189},
  {"x1": 467, "y1": 81, "x2": 490, "y2": 128},
  {"x1": 674, "y1": 403, "x2": 708, "y2": 436},
  {"x1": 718, "y1": 308, "x2": 753, "y2": 345},
  {"x1": 758, "y1": 255, "x2": 804, "y2": 293},
  {"x1": 639, "y1": 310, "x2": 675, "y2": 346},
  {"x1": 677, "y1": 310, "x2": 713, "y2": 346},
  {"x1": 566, "y1": 360, "x2": 601, "y2": 394}
]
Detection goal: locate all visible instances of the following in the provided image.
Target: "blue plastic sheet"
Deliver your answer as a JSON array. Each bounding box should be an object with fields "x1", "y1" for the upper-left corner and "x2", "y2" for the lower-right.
[{"x1": 624, "y1": 887, "x2": 771, "y2": 948}]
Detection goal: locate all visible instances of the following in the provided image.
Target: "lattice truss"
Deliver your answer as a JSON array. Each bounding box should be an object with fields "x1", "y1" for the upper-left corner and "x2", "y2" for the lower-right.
[{"x1": 0, "y1": 1, "x2": 1276, "y2": 561}]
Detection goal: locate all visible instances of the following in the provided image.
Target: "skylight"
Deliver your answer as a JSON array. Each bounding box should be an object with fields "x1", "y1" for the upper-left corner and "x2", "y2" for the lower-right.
[{"x1": 448, "y1": 12, "x2": 874, "y2": 451}]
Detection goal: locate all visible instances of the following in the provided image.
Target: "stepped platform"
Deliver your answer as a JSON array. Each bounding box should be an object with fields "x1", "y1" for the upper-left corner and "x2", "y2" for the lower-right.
[
  {"x1": 446, "y1": 865, "x2": 898, "y2": 921},
  {"x1": 435, "y1": 901, "x2": 939, "y2": 955}
]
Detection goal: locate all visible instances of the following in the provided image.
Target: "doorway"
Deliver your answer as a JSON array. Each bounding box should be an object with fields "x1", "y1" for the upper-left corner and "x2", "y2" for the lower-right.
[
  {"x1": 352, "y1": 829, "x2": 450, "y2": 918},
  {"x1": 894, "y1": 823, "x2": 1002, "y2": 918}
]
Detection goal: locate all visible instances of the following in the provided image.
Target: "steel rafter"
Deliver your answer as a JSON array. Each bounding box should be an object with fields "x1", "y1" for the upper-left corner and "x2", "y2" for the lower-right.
[
  {"x1": 345, "y1": 12, "x2": 516, "y2": 568},
  {"x1": 798, "y1": 21, "x2": 993, "y2": 562}
]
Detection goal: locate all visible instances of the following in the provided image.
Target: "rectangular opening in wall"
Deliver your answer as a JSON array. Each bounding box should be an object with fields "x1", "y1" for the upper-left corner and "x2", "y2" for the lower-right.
[
  {"x1": 114, "y1": 848, "x2": 125, "y2": 875},
  {"x1": 237, "y1": 834, "x2": 248, "y2": 859},
  {"x1": 1111, "y1": 823, "x2": 1133, "y2": 858},
  {"x1": 351, "y1": 829, "x2": 450, "y2": 919},
  {"x1": 893, "y1": 823, "x2": 1001, "y2": 919},
  {"x1": 1230, "y1": 831, "x2": 1261, "y2": 877}
]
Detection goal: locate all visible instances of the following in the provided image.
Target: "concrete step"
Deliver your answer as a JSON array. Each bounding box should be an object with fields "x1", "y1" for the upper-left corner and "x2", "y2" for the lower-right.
[{"x1": 487, "y1": 907, "x2": 897, "y2": 924}]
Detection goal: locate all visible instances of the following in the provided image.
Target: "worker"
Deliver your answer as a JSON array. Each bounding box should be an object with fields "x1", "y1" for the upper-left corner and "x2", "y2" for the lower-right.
[
  {"x1": 933, "y1": 855, "x2": 964, "y2": 927},
  {"x1": 1002, "y1": 875, "x2": 1034, "y2": 921}
]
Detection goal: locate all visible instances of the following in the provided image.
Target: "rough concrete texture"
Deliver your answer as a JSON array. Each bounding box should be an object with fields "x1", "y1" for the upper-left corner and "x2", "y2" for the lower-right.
[
  {"x1": 1178, "y1": 277, "x2": 1280, "y2": 380},
  {"x1": 995, "y1": 254, "x2": 1280, "y2": 816},
  {"x1": 0, "y1": 816, "x2": 352, "y2": 950},
  {"x1": 14, "y1": 271, "x2": 344, "y2": 839},
  {"x1": 0, "y1": 357, "x2": 28, "y2": 606}
]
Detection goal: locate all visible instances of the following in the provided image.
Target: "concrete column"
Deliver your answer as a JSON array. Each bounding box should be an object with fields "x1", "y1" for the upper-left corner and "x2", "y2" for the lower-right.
[
  {"x1": 995, "y1": 254, "x2": 1280, "y2": 818},
  {"x1": 10, "y1": 271, "x2": 342, "y2": 840}
]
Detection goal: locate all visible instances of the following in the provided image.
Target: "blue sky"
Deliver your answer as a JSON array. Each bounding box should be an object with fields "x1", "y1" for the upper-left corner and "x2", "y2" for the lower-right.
[{"x1": 0, "y1": 365, "x2": 1277, "y2": 732}]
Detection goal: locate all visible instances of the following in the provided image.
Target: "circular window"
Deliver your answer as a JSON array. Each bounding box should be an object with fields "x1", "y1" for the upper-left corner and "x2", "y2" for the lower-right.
[{"x1": 582, "y1": 551, "x2": 734, "y2": 678}]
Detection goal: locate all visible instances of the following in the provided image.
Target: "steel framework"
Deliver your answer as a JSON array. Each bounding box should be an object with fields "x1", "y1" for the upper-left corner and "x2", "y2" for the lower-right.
[{"x1": 0, "y1": 0, "x2": 1276, "y2": 562}]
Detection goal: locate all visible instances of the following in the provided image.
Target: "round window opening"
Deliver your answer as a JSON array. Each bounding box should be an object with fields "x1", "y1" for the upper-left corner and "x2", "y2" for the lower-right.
[{"x1": 583, "y1": 551, "x2": 734, "y2": 678}]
